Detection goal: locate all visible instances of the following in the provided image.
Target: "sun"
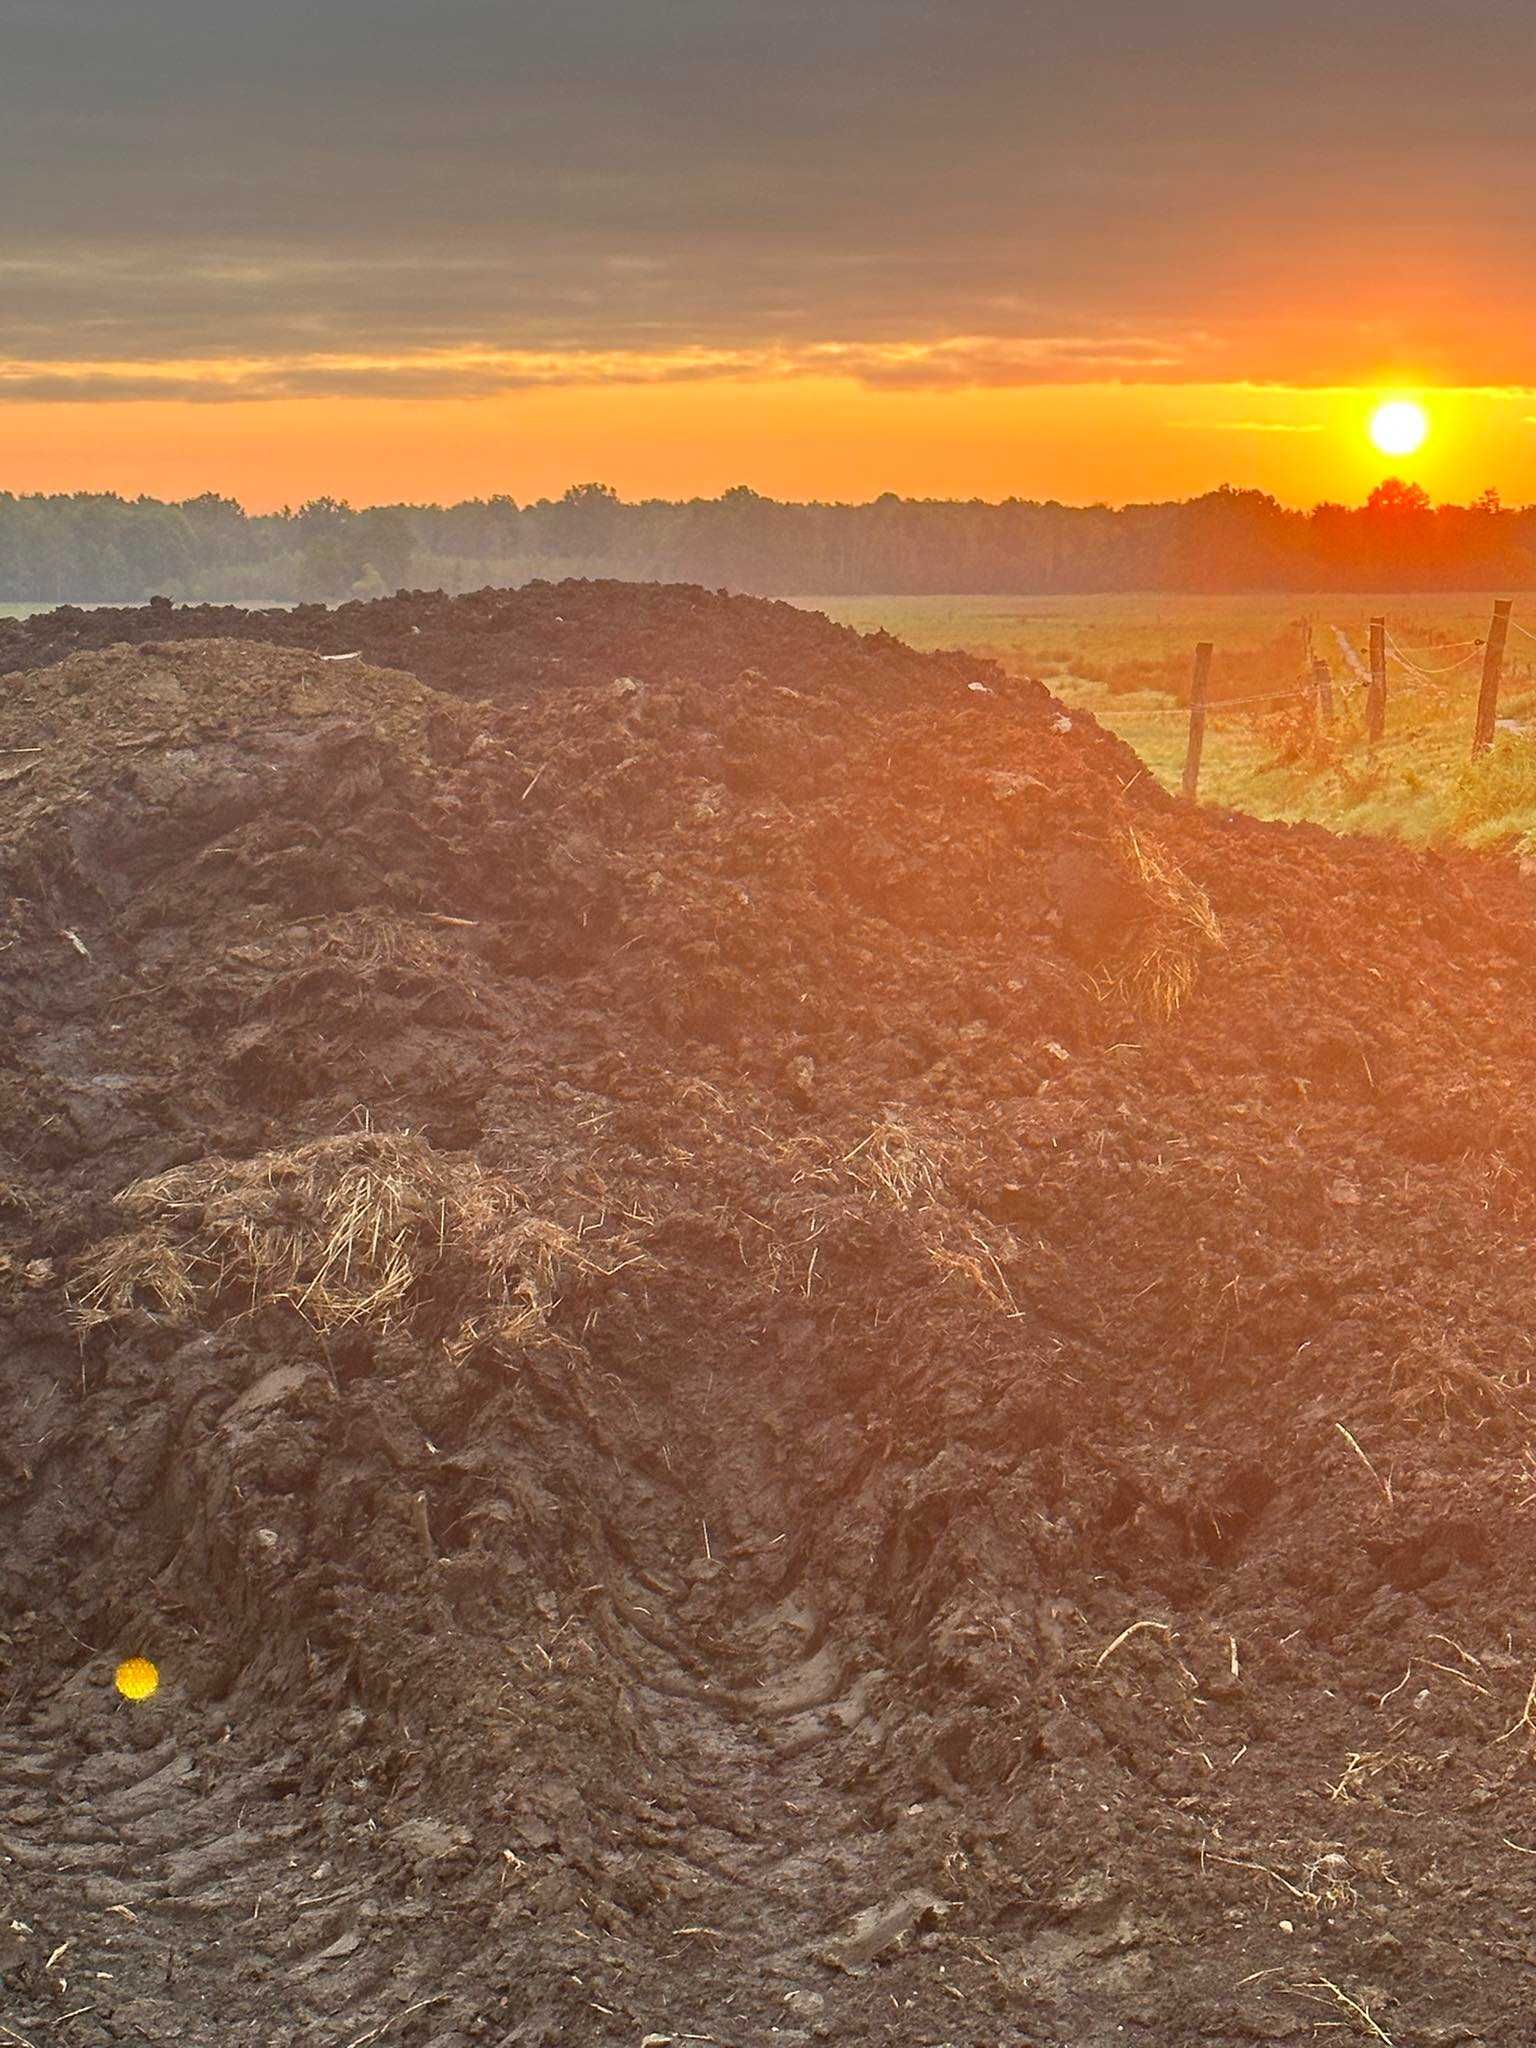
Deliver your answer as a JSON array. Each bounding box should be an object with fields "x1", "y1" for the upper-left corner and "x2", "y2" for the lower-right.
[{"x1": 1369, "y1": 398, "x2": 1430, "y2": 459}]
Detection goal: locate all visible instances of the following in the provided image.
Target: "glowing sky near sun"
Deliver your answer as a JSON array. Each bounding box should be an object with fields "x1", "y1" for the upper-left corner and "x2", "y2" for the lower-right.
[
  {"x1": 1, "y1": 380, "x2": 1528, "y2": 513},
  {"x1": 6, "y1": 1, "x2": 1536, "y2": 508}
]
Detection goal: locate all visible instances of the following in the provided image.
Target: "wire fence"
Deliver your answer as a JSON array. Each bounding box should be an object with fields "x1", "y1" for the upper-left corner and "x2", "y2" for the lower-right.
[{"x1": 1109, "y1": 599, "x2": 1536, "y2": 807}]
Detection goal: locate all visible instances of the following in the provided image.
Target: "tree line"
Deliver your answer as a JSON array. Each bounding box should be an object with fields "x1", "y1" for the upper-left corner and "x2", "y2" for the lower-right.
[{"x1": 1, "y1": 478, "x2": 1532, "y2": 604}]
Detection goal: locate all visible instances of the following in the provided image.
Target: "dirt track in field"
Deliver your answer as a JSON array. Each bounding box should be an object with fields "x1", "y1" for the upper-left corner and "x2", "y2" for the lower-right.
[{"x1": 5, "y1": 583, "x2": 1536, "y2": 2047}]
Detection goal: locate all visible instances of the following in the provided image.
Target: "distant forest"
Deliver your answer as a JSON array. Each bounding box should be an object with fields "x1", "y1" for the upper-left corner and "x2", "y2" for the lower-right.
[{"x1": 3, "y1": 478, "x2": 1534, "y2": 603}]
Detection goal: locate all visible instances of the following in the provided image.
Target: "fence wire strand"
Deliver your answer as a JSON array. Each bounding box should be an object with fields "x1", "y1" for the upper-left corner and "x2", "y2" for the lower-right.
[
  {"x1": 1065, "y1": 604, "x2": 1532, "y2": 804},
  {"x1": 1384, "y1": 632, "x2": 1483, "y2": 680},
  {"x1": 1079, "y1": 630, "x2": 1536, "y2": 799}
]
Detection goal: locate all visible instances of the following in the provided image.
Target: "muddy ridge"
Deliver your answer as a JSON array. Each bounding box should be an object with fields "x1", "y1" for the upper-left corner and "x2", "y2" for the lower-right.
[{"x1": 4, "y1": 585, "x2": 1536, "y2": 2047}]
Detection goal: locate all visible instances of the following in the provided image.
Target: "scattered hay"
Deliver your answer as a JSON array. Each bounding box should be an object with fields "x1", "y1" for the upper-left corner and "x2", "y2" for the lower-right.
[
  {"x1": 0, "y1": 1245, "x2": 55, "y2": 1299},
  {"x1": 841, "y1": 1116, "x2": 947, "y2": 1207},
  {"x1": 1094, "y1": 826, "x2": 1224, "y2": 1021},
  {"x1": 1294, "y1": 1844, "x2": 1369, "y2": 1917},
  {"x1": 69, "y1": 1129, "x2": 641, "y2": 1356},
  {"x1": 768, "y1": 1114, "x2": 956, "y2": 1209},
  {"x1": 226, "y1": 911, "x2": 470, "y2": 994},
  {"x1": 927, "y1": 1225, "x2": 1020, "y2": 1315},
  {"x1": 1208, "y1": 1839, "x2": 1387, "y2": 1921},
  {"x1": 309, "y1": 910, "x2": 468, "y2": 978},
  {"x1": 72, "y1": 1234, "x2": 196, "y2": 1324},
  {"x1": 1387, "y1": 1330, "x2": 1529, "y2": 1429},
  {"x1": 1287, "y1": 1975, "x2": 1396, "y2": 2046},
  {"x1": 1326, "y1": 1749, "x2": 1430, "y2": 1804}
]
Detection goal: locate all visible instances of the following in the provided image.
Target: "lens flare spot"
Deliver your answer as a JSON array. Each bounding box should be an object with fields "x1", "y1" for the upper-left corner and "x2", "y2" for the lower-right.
[{"x1": 114, "y1": 1656, "x2": 160, "y2": 1701}]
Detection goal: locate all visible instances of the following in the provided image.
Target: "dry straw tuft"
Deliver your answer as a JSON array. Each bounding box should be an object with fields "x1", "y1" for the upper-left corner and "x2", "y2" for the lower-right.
[
  {"x1": 841, "y1": 1116, "x2": 947, "y2": 1207},
  {"x1": 1387, "y1": 1329, "x2": 1527, "y2": 1429},
  {"x1": 308, "y1": 910, "x2": 465, "y2": 979},
  {"x1": 1095, "y1": 825, "x2": 1224, "y2": 1021},
  {"x1": 70, "y1": 1129, "x2": 638, "y2": 1356}
]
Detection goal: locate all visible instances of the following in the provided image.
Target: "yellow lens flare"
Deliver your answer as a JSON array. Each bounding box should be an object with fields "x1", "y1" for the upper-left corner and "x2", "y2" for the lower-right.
[
  {"x1": 1369, "y1": 398, "x2": 1430, "y2": 458},
  {"x1": 114, "y1": 1656, "x2": 160, "y2": 1701}
]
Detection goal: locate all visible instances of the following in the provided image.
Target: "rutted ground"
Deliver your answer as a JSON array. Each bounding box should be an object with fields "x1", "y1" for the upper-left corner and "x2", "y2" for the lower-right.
[{"x1": 4, "y1": 590, "x2": 1536, "y2": 2046}]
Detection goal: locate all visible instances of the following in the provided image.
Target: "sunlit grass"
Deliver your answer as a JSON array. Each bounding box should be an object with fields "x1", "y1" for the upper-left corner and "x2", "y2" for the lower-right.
[{"x1": 799, "y1": 591, "x2": 1536, "y2": 852}]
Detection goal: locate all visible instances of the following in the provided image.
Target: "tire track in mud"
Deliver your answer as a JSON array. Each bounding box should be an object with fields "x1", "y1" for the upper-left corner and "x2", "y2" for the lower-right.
[
  {"x1": 557, "y1": 1576, "x2": 912, "y2": 2035},
  {"x1": 569, "y1": 1374, "x2": 917, "y2": 2024},
  {"x1": 0, "y1": 1600, "x2": 903, "y2": 2047},
  {"x1": 0, "y1": 1678, "x2": 496, "y2": 2046}
]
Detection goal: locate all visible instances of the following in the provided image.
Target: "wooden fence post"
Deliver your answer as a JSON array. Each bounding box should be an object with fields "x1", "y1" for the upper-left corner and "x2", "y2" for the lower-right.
[
  {"x1": 1472, "y1": 599, "x2": 1513, "y2": 755},
  {"x1": 1181, "y1": 641, "x2": 1213, "y2": 801},
  {"x1": 1367, "y1": 617, "x2": 1387, "y2": 745},
  {"x1": 1312, "y1": 657, "x2": 1335, "y2": 724}
]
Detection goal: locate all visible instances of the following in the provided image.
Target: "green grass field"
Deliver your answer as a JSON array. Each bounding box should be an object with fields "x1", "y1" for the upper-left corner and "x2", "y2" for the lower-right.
[{"x1": 798, "y1": 592, "x2": 1536, "y2": 853}]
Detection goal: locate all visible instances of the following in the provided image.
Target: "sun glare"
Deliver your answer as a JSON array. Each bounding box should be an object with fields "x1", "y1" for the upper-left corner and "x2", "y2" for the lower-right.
[{"x1": 1369, "y1": 398, "x2": 1430, "y2": 459}]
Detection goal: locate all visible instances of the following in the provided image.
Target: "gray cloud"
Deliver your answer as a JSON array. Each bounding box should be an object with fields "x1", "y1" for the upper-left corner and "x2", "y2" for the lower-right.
[{"x1": 4, "y1": 1, "x2": 1536, "y2": 395}]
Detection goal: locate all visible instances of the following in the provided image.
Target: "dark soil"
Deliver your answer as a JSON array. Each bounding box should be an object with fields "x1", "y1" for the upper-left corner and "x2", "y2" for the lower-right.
[
  {"x1": 0, "y1": 580, "x2": 1009, "y2": 714},
  {"x1": 4, "y1": 586, "x2": 1536, "y2": 2048}
]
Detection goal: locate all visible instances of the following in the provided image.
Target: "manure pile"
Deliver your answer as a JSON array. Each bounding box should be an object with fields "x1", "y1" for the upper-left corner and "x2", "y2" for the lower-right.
[{"x1": 4, "y1": 587, "x2": 1536, "y2": 2046}]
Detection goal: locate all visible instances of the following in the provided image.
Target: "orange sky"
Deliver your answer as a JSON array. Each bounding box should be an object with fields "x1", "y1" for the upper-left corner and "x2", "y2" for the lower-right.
[
  {"x1": 8, "y1": 4, "x2": 1536, "y2": 512},
  {"x1": 2, "y1": 378, "x2": 1530, "y2": 511}
]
